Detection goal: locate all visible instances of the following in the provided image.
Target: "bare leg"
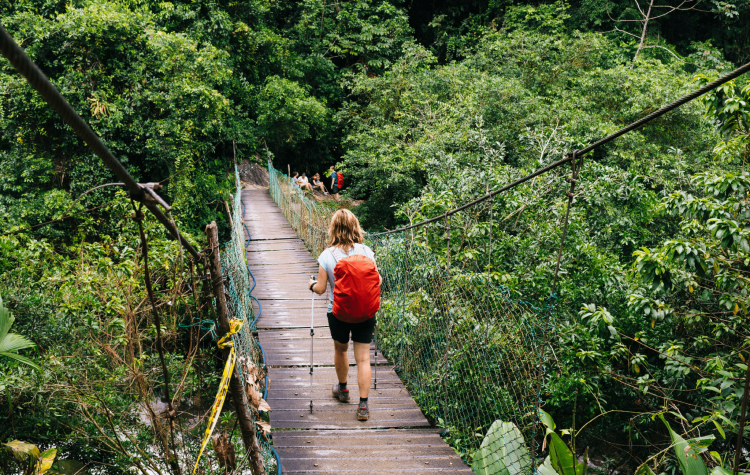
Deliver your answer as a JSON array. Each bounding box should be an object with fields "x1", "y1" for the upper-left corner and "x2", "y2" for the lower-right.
[
  {"x1": 334, "y1": 341, "x2": 349, "y2": 385},
  {"x1": 353, "y1": 342, "x2": 371, "y2": 399}
]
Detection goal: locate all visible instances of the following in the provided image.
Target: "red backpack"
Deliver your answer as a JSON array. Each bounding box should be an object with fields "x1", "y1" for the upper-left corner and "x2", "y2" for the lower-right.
[
  {"x1": 336, "y1": 171, "x2": 344, "y2": 188},
  {"x1": 331, "y1": 249, "x2": 380, "y2": 323}
]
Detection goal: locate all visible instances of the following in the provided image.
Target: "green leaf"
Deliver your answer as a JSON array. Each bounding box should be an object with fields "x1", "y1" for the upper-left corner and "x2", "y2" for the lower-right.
[
  {"x1": 0, "y1": 352, "x2": 42, "y2": 372},
  {"x1": 4, "y1": 440, "x2": 40, "y2": 463},
  {"x1": 0, "y1": 294, "x2": 40, "y2": 372},
  {"x1": 712, "y1": 419, "x2": 725, "y2": 439},
  {"x1": 710, "y1": 467, "x2": 733, "y2": 475},
  {"x1": 549, "y1": 433, "x2": 577, "y2": 475},
  {"x1": 538, "y1": 456, "x2": 560, "y2": 475},
  {"x1": 540, "y1": 409, "x2": 556, "y2": 435},
  {"x1": 0, "y1": 333, "x2": 36, "y2": 353},
  {"x1": 38, "y1": 448, "x2": 57, "y2": 474},
  {"x1": 472, "y1": 421, "x2": 530, "y2": 475},
  {"x1": 659, "y1": 414, "x2": 710, "y2": 475}
]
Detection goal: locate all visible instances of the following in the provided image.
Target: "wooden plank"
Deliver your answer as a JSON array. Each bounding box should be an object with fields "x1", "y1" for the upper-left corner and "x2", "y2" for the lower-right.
[
  {"x1": 255, "y1": 316, "x2": 329, "y2": 329},
  {"x1": 263, "y1": 348, "x2": 388, "y2": 366}
]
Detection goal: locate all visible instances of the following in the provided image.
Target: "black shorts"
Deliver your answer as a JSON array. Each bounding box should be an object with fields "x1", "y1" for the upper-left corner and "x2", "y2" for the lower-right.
[
  {"x1": 327, "y1": 312, "x2": 376, "y2": 344},
  {"x1": 332, "y1": 185, "x2": 339, "y2": 194}
]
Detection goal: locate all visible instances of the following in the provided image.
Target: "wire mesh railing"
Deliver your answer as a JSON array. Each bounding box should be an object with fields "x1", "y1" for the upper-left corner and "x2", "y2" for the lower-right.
[
  {"x1": 267, "y1": 165, "x2": 552, "y2": 474},
  {"x1": 368, "y1": 231, "x2": 552, "y2": 472},
  {"x1": 220, "y1": 165, "x2": 280, "y2": 474},
  {"x1": 268, "y1": 162, "x2": 334, "y2": 259}
]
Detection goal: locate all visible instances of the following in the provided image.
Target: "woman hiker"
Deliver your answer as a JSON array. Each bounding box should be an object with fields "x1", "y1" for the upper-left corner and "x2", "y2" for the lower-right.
[{"x1": 308, "y1": 209, "x2": 382, "y2": 421}]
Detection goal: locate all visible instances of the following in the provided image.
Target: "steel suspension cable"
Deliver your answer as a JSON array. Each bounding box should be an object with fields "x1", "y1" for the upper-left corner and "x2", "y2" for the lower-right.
[
  {"x1": 372, "y1": 60, "x2": 750, "y2": 236},
  {"x1": 0, "y1": 24, "x2": 202, "y2": 262}
]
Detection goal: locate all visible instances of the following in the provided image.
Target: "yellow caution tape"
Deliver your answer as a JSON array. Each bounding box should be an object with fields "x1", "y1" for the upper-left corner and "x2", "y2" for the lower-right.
[
  {"x1": 192, "y1": 319, "x2": 243, "y2": 475},
  {"x1": 217, "y1": 318, "x2": 243, "y2": 349}
]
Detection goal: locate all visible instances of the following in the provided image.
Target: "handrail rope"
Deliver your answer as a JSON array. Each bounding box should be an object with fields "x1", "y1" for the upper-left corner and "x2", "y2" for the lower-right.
[
  {"x1": 241, "y1": 198, "x2": 265, "y2": 329},
  {"x1": 271, "y1": 447, "x2": 282, "y2": 475},
  {"x1": 0, "y1": 25, "x2": 203, "y2": 262},
  {"x1": 371, "y1": 60, "x2": 750, "y2": 236}
]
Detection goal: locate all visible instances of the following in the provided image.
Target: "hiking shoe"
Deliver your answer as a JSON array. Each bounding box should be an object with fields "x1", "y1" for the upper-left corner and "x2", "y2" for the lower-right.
[
  {"x1": 357, "y1": 401, "x2": 369, "y2": 421},
  {"x1": 332, "y1": 383, "x2": 350, "y2": 402}
]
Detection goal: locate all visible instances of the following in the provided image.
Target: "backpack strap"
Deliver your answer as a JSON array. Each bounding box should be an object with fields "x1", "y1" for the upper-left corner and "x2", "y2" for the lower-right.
[{"x1": 331, "y1": 246, "x2": 353, "y2": 263}]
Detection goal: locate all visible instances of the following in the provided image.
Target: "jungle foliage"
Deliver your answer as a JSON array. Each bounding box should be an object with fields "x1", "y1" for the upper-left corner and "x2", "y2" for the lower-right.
[{"x1": 1, "y1": 0, "x2": 749, "y2": 472}]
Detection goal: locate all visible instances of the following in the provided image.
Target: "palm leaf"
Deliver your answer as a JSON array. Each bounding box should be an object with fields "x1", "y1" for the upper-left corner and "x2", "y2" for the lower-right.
[
  {"x1": 0, "y1": 333, "x2": 36, "y2": 353},
  {"x1": 0, "y1": 352, "x2": 41, "y2": 372},
  {"x1": 0, "y1": 294, "x2": 39, "y2": 372},
  {"x1": 0, "y1": 295, "x2": 12, "y2": 341}
]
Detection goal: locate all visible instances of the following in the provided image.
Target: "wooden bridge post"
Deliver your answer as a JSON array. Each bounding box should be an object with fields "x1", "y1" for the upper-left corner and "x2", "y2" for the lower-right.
[{"x1": 205, "y1": 222, "x2": 267, "y2": 475}]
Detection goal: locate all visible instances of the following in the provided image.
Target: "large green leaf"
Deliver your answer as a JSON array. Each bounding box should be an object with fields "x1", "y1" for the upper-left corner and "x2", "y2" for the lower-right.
[
  {"x1": 4, "y1": 440, "x2": 40, "y2": 464},
  {"x1": 659, "y1": 414, "x2": 709, "y2": 475},
  {"x1": 37, "y1": 448, "x2": 57, "y2": 474},
  {"x1": 538, "y1": 456, "x2": 560, "y2": 475},
  {"x1": 549, "y1": 433, "x2": 578, "y2": 475},
  {"x1": 472, "y1": 421, "x2": 530, "y2": 475},
  {"x1": 540, "y1": 409, "x2": 556, "y2": 434}
]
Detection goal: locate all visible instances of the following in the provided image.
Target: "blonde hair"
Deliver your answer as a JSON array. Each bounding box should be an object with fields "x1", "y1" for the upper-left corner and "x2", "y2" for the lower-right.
[{"x1": 328, "y1": 209, "x2": 364, "y2": 249}]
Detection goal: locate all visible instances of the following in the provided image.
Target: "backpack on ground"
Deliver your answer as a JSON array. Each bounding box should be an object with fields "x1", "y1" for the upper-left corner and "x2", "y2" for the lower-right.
[
  {"x1": 336, "y1": 171, "x2": 344, "y2": 189},
  {"x1": 332, "y1": 249, "x2": 380, "y2": 323}
]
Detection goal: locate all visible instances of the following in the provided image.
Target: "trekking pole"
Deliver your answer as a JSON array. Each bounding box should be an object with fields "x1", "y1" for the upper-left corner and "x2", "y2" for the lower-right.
[
  {"x1": 309, "y1": 275, "x2": 316, "y2": 414},
  {"x1": 373, "y1": 323, "x2": 378, "y2": 390}
]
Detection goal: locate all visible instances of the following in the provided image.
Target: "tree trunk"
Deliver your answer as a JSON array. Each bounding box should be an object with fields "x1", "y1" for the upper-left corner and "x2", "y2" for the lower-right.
[{"x1": 205, "y1": 222, "x2": 267, "y2": 475}]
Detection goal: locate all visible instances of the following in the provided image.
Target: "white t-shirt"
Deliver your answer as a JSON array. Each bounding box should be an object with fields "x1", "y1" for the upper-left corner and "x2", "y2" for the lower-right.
[
  {"x1": 318, "y1": 244, "x2": 376, "y2": 313},
  {"x1": 299, "y1": 176, "x2": 309, "y2": 186}
]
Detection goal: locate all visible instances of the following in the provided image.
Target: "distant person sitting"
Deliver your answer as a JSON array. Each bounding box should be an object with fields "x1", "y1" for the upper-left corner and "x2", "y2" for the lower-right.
[
  {"x1": 292, "y1": 171, "x2": 300, "y2": 187},
  {"x1": 313, "y1": 174, "x2": 328, "y2": 195},
  {"x1": 329, "y1": 166, "x2": 340, "y2": 201},
  {"x1": 298, "y1": 173, "x2": 313, "y2": 191}
]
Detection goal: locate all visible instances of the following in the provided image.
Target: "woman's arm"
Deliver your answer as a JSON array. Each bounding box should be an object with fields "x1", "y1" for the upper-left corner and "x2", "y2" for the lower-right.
[
  {"x1": 374, "y1": 262, "x2": 383, "y2": 286},
  {"x1": 308, "y1": 266, "x2": 328, "y2": 295}
]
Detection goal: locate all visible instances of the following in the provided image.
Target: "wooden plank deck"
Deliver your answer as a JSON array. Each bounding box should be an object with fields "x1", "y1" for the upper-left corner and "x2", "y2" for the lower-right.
[{"x1": 241, "y1": 188, "x2": 473, "y2": 474}]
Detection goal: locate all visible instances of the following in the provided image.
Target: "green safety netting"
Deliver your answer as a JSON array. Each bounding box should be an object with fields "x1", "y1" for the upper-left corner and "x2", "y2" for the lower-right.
[
  {"x1": 267, "y1": 162, "x2": 552, "y2": 474},
  {"x1": 268, "y1": 162, "x2": 335, "y2": 259},
  {"x1": 218, "y1": 166, "x2": 279, "y2": 474}
]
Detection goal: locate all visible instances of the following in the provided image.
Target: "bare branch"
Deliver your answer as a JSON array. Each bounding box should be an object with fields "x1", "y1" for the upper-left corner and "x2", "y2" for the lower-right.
[{"x1": 642, "y1": 45, "x2": 686, "y2": 61}]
